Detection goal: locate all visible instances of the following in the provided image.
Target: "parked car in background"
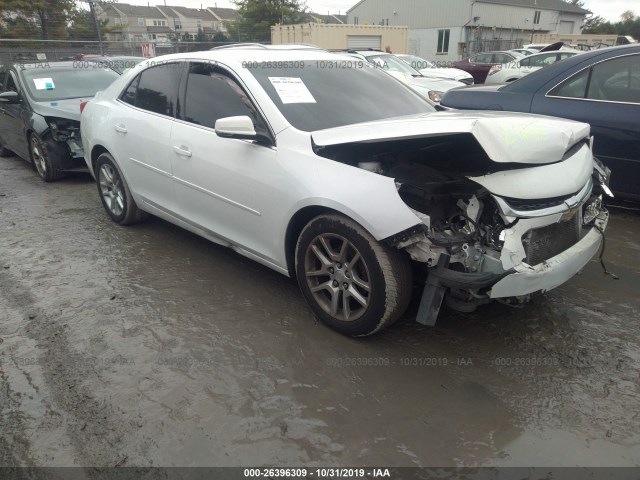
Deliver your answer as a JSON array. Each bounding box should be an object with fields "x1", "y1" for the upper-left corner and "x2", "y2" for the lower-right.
[
  {"x1": 82, "y1": 46, "x2": 610, "y2": 336},
  {"x1": 523, "y1": 44, "x2": 551, "y2": 51},
  {"x1": 441, "y1": 44, "x2": 640, "y2": 200},
  {"x1": 395, "y1": 54, "x2": 474, "y2": 84},
  {"x1": 485, "y1": 50, "x2": 580, "y2": 84},
  {"x1": 508, "y1": 48, "x2": 537, "y2": 57},
  {"x1": 452, "y1": 51, "x2": 523, "y2": 83},
  {"x1": 84, "y1": 56, "x2": 146, "y2": 75},
  {"x1": 341, "y1": 50, "x2": 465, "y2": 103},
  {"x1": 0, "y1": 62, "x2": 119, "y2": 181}
]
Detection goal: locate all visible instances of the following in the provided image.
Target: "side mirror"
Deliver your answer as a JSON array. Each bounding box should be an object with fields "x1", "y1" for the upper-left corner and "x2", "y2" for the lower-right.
[
  {"x1": 0, "y1": 91, "x2": 20, "y2": 104},
  {"x1": 215, "y1": 116, "x2": 257, "y2": 140}
]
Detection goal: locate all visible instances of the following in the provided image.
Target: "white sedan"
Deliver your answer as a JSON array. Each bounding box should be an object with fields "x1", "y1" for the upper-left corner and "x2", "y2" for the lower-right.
[
  {"x1": 395, "y1": 54, "x2": 475, "y2": 85},
  {"x1": 485, "y1": 50, "x2": 580, "y2": 84},
  {"x1": 81, "y1": 46, "x2": 611, "y2": 336}
]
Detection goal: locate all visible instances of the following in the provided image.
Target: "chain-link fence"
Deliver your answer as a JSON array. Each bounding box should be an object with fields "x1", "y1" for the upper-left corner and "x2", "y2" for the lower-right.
[
  {"x1": 465, "y1": 39, "x2": 524, "y2": 55},
  {"x1": 0, "y1": 39, "x2": 251, "y2": 64}
]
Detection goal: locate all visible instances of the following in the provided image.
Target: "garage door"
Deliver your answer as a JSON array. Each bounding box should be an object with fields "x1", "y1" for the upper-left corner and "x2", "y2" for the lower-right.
[
  {"x1": 347, "y1": 35, "x2": 382, "y2": 50},
  {"x1": 559, "y1": 21, "x2": 575, "y2": 34}
]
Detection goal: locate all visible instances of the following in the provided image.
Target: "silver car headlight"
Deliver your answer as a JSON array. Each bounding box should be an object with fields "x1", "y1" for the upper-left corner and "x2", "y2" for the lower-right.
[{"x1": 428, "y1": 90, "x2": 444, "y2": 103}]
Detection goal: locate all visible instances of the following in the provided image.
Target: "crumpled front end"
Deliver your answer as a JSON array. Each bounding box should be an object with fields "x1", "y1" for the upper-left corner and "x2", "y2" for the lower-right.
[
  {"x1": 391, "y1": 154, "x2": 611, "y2": 325},
  {"x1": 312, "y1": 112, "x2": 613, "y2": 325}
]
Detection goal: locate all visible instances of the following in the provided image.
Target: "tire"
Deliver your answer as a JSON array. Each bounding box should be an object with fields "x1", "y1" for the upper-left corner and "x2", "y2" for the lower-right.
[
  {"x1": 295, "y1": 213, "x2": 412, "y2": 337},
  {"x1": 29, "y1": 133, "x2": 65, "y2": 182},
  {"x1": 95, "y1": 152, "x2": 148, "y2": 225}
]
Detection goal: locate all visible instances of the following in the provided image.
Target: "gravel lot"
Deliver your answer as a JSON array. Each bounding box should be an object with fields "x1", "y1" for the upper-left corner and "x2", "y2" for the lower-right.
[{"x1": 1, "y1": 155, "x2": 639, "y2": 468}]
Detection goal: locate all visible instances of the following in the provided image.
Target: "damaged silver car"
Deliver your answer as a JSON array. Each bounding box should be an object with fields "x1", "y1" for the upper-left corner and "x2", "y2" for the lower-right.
[{"x1": 81, "y1": 47, "x2": 612, "y2": 336}]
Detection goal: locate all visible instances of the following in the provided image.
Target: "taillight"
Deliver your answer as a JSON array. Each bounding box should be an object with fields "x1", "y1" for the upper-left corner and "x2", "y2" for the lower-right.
[{"x1": 80, "y1": 101, "x2": 89, "y2": 113}]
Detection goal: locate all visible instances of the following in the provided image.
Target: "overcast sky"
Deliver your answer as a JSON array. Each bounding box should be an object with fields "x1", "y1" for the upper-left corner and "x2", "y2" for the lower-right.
[{"x1": 122, "y1": 0, "x2": 635, "y2": 23}]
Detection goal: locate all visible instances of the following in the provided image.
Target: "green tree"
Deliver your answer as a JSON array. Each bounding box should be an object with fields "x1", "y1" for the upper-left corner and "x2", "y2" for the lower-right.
[
  {"x1": 0, "y1": 0, "x2": 76, "y2": 39},
  {"x1": 212, "y1": 31, "x2": 228, "y2": 42},
  {"x1": 67, "y1": 7, "x2": 110, "y2": 41},
  {"x1": 582, "y1": 10, "x2": 640, "y2": 40},
  {"x1": 231, "y1": 0, "x2": 308, "y2": 42},
  {"x1": 195, "y1": 27, "x2": 207, "y2": 42}
]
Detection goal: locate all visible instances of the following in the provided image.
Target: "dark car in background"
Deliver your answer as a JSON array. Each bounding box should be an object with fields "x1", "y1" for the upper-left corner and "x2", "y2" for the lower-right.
[
  {"x1": 451, "y1": 51, "x2": 522, "y2": 84},
  {"x1": 441, "y1": 44, "x2": 640, "y2": 200},
  {"x1": 0, "y1": 62, "x2": 119, "y2": 181}
]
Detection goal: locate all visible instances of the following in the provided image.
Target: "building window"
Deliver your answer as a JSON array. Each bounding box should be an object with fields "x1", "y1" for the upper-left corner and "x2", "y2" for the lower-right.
[
  {"x1": 533, "y1": 10, "x2": 541, "y2": 25},
  {"x1": 175, "y1": 21, "x2": 182, "y2": 30},
  {"x1": 437, "y1": 29, "x2": 450, "y2": 54},
  {"x1": 354, "y1": 16, "x2": 359, "y2": 25},
  {"x1": 114, "y1": 17, "x2": 121, "y2": 25},
  {"x1": 138, "y1": 17, "x2": 144, "y2": 26}
]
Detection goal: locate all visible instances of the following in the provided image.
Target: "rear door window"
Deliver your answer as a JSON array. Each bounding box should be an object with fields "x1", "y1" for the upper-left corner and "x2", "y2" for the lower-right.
[{"x1": 120, "y1": 62, "x2": 183, "y2": 117}]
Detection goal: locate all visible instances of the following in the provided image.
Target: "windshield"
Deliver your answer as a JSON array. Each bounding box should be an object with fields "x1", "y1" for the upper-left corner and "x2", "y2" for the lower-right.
[
  {"x1": 367, "y1": 54, "x2": 421, "y2": 76},
  {"x1": 248, "y1": 61, "x2": 435, "y2": 132},
  {"x1": 22, "y1": 67, "x2": 119, "y2": 101}
]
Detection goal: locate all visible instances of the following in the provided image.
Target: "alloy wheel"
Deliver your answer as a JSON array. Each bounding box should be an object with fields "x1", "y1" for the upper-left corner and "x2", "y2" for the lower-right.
[
  {"x1": 304, "y1": 233, "x2": 371, "y2": 322},
  {"x1": 31, "y1": 136, "x2": 47, "y2": 177},
  {"x1": 99, "y1": 163, "x2": 125, "y2": 217}
]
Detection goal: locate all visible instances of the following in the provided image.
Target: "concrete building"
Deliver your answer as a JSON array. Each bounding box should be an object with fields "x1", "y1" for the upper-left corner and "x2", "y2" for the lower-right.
[
  {"x1": 271, "y1": 24, "x2": 408, "y2": 53},
  {"x1": 346, "y1": 0, "x2": 589, "y2": 61}
]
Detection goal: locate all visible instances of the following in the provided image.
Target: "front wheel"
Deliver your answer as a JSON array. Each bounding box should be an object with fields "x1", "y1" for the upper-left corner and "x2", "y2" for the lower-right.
[
  {"x1": 295, "y1": 214, "x2": 412, "y2": 337},
  {"x1": 30, "y1": 133, "x2": 63, "y2": 182},
  {"x1": 95, "y1": 152, "x2": 148, "y2": 225}
]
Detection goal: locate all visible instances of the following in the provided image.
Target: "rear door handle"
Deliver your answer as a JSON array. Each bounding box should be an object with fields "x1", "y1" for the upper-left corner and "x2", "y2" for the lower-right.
[
  {"x1": 173, "y1": 145, "x2": 192, "y2": 158},
  {"x1": 114, "y1": 124, "x2": 127, "y2": 134}
]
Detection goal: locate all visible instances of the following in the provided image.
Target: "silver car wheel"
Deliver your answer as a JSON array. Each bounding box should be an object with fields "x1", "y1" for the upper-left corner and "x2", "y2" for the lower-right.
[
  {"x1": 304, "y1": 233, "x2": 371, "y2": 322},
  {"x1": 99, "y1": 163, "x2": 125, "y2": 217},
  {"x1": 30, "y1": 135, "x2": 47, "y2": 177}
]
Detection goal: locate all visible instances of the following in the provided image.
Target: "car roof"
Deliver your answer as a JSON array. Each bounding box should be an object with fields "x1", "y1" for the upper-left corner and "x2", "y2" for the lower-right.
[
  {"x1": 141, "y1": 47, "x2": 354, "y2": 69},
  {"x1": 503, "y1": 43, "x2": 640, "y2": 93}
]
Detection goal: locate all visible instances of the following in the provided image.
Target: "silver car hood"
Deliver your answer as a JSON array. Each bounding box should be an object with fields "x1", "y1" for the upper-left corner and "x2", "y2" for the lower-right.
[
  {"x1": 312, "y1": 111, "x2": 590, "y2": 165},
  {"x1": 419, "y1": 67, "x2": 472, "y2": 81}
]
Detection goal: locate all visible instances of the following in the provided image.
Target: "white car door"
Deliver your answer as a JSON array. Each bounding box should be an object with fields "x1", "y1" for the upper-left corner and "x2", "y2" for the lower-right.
[
  {"x1": 112, "y1": 62, "x2": 183, "y2": 211},
  {"x1": 169, "y1": 61, "x2": 279, "y2": 259}
]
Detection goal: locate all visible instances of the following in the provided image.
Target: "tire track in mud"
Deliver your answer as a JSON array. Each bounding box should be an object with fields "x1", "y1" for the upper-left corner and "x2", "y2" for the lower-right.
[{"x1": 0, "y1": 267, "x2": 131, "y2": 468}]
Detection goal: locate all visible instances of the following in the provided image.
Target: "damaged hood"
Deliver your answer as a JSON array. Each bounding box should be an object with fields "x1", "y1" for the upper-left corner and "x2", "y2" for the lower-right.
[
  {"x1": 312, "y1": 111, "x2": 590, "y2": 165},
  {"x1": 32, "y1": 97, "x2": 92, "y2": 122}
]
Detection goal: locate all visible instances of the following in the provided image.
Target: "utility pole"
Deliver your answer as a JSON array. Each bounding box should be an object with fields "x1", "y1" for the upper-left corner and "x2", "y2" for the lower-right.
[{"x1": 85, "y1": 0, "x2": 104, "y2": 55}]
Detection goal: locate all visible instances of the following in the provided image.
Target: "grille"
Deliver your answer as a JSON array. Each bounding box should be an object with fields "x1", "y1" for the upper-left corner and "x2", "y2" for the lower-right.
[
  {"x1": 522, "y1": 210, "x2": 581, "y2": 266},
  {"x1": 503, "y1": 193, "x2": 574, "y2": 212}
]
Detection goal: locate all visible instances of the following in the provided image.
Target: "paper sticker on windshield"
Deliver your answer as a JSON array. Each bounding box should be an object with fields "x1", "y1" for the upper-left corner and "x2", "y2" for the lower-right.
[
  {"x1": 268, "y1": 77, "x2": 316, "y2": 104},
  {"x1": 33, "y1": 78, "x2": 55, "y2": 90}
]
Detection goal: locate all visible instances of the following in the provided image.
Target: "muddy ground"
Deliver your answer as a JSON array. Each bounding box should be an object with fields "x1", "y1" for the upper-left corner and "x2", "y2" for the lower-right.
[{"x1": 0, "y1": 155, "x2": 639, "y2": 469}]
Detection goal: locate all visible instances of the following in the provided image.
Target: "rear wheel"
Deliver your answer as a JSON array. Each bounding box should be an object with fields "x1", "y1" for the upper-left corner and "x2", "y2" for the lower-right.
[
  {"x1": 95, "y1": 152, "x2": 147, "y2": 225},
  {"x1": 30, "y1": 133, "x2": 64, "y2": 182},
  {"x1": 295, "y1": 213, "x2": 412, "y2": 337}
]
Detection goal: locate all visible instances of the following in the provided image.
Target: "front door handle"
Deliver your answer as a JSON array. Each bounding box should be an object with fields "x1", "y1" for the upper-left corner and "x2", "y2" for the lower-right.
[
  {"x1": 114, "y1": 124, "x2": 128, "y2": 134},
  {"x1": 173, "y1": 145, "x2": 192, "y2": 158}
]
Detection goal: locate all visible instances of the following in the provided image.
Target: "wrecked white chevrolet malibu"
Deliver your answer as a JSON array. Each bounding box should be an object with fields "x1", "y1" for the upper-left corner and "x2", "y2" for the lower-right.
[{"x1": 81, "y1": 47, "x2": 612, "y2": 336}]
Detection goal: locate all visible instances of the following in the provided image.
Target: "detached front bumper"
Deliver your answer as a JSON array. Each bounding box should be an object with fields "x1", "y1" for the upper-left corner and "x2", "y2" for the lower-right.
[{"x1": 489, "y1": 211, "x2": 608, "y2": 298}]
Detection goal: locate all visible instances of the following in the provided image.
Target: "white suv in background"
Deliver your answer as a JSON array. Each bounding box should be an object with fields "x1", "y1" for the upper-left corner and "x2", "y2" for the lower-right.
[{"x1": 485, "y1": 50, "x2": 581, "y2": 84}]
